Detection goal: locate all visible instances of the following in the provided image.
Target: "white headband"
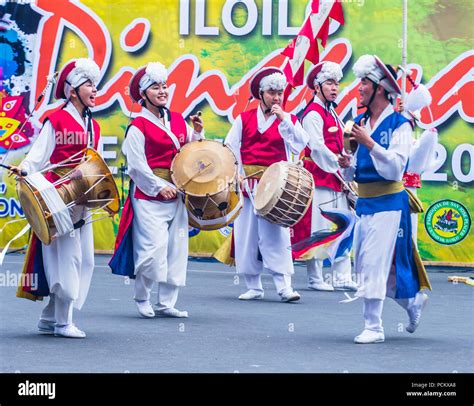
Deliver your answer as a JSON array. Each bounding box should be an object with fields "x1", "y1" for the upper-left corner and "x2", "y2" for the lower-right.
[{"x1": 64, "y1": 58, "x2": 100, "y2": 99}]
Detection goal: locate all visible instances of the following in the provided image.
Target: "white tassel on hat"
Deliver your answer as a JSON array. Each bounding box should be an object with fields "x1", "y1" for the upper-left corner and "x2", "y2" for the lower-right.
[
  {"x1": 64, "y1": 58, "x2": 100, "y2": 98},
  {"x1": 405, "y1": 84, "x2": 432, "y2": 112},
  {"x1": 259, "y1": 72, "x2": 287, "y2": 93},
  {"x1": 139, "y1": 62, "x2": 168, "y2": 93},
  {"x1": 353, "y1": 55, "x2": 382, "y2": 83},
  {"x1": 316, "y1": 61, "x2": 343, "y2": 84},
  {"x1": 66, "y1": 58, "x2": 100, "y2": 88}
]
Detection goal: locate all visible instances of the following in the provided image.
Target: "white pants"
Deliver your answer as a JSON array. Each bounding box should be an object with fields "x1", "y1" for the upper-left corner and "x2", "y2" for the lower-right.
[
  {"x1": 131, "y1": 191, "x2": 188, "y2": 286},
  {"x1": 355, "y1": 211, "x2": 419, "y2": 332},
  {"x1": 363, "y1": 294, "x2": 424, "y2": 333},
  {"x1": 41, "y1": 206, "x2": 94, "y2": 311},
  {"x1": 40, "y1": 294, "x2": 73, "y2": 326},
  {"x1": 306, "y1": 187, "x2": 352, "y2": 284},
  {"x1": 354, "y1": 210, "x2": 401, "y2": 300},
  {"x1": 243, "y1": 272, "x2": 292, "y2": 294},
  {"x1": 134, "y1": 272, "x2": 180, "y2": 310},
  {"x1": 234, "y1": 197, "x2": 294, "y2": 277}
]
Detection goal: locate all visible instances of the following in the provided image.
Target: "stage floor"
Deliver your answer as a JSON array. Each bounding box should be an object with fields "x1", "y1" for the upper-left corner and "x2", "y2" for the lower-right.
[{"x1": 1, "y1": 255, "x2": 472, "y2": 373}]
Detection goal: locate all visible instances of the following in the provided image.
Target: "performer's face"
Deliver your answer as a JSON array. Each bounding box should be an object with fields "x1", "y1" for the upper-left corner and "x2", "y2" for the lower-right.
[
  {"x1": 317, "y1": 80, "x2": 339, "y2": 102},
  {"x1": 358, "y1": 78, "x2": 376, "y2": 106},
  {"x1": 261, "y1": 89, "x2": 284, "y2": 107},
  {"x1": 73, "y1": 80, "x2": 97, "y2": 107},
  {"x1": 144, "y1": 82, "x2": 168, "y2": 107}
]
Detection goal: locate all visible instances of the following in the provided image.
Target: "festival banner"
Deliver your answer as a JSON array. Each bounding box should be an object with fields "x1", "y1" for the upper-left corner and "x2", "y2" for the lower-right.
[{"x1": 0, "y1": 0, "x2": 472, "y2": 265}]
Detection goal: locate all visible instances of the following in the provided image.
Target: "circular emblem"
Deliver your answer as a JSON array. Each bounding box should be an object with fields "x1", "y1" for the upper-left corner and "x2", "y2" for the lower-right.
[{"x1": 424, "y1": 200, "x2": 471, "y2": 245}]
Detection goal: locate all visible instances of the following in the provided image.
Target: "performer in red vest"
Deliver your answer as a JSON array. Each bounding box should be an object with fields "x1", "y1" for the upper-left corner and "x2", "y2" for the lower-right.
[
  {"x1": 16, "y1": 58, "x2": 102, "y2": 338},
  {"x1": 292, "y1": 61, "x2": 358, "y2": 292},
  {"x1": 225, "y1": 67, "x2": 309, "y2": 302},
  {"x1": 109, "y1": 62, "x2": 204, "y2": 318}
]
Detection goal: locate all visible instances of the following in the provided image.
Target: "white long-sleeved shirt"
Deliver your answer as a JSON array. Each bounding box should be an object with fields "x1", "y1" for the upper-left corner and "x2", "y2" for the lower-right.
[
  {"x1": 301, "y1": 96, "x2": 342, "y2": 174},
  {"x1": 224, "y1": 105, "x2": 309, "y2": 173},
  {"x1": 21, "y1": 103, "x2": 104, "y2": 174},
  {"x1": 122, "y1": 108, "x2": 204, "y2": 197},
  {"x1": 344, "y1": 104, "x2": 413, "y2": 182},
  {"x1": 407, "y1": 129, "x2": 438, "y2": 174}
]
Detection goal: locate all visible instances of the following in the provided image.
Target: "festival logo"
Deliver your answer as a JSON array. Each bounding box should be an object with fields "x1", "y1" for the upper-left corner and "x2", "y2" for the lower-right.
[{"x1": 424, "y1": 200, "x2": 471, "y2": 245}]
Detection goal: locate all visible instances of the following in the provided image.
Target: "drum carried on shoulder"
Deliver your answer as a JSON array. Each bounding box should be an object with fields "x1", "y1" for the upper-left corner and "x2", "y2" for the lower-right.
[
  {"x1": 171, "y1": 139, "x2": 243, "y2": 231},
  {"x1": 253, "y1": 161, "x2": 314, "y2": 228},
  {"x1": 17, "y1": 148, "x2": 120, "y2": 245}
]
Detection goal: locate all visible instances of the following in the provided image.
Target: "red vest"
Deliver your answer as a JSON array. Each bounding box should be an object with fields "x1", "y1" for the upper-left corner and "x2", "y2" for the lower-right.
[
  {"x1": 301, "y1": 102, "x2": 343, "y2": 192},
  {"x1": 45, "y1": 109, "x2": 100, "y2": 183},
  {"x1": 240, "y1": 108, "x2": 297, "y2": 166},
  {"x1": 130, "y1": 112, "x2": 187, "y2": 201},
  {"x1": 47, "y1": 109, "x2": 100, "y2": 163}
]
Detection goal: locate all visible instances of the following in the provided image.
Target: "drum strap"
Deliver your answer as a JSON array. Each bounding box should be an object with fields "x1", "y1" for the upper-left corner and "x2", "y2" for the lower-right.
[{"x1": 156, "y1": 120, "x2": 182, "y2": 151}]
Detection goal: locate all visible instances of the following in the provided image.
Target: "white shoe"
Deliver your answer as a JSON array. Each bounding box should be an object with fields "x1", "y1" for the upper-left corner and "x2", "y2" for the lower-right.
[
  {"x1": 308, "y1": 281, "x2": 334, "y2": 291},
  {"x1": 333, "y1": 280, "x2": 358, "y2": 292},
  {"x1": 354, "y1": 329, "x2": 385, "y2": 344},
  {"x1": 156, "y1": 308, "x2": 189, "y2": 318},
  {"x1": 406, "y1": 293, "x2": 429, "y2": 334},
  {"x1": 279, "y1": 288, "x2": 301, "y2": 302},
  {"x1": 238, "y1": 290, "x2": 264, "y2": 300},
  {"x1": 135, "y1": 300, "x2": 155, "y2": 318},
  {"x1": 54, "y1": 324, "x2": 86, "y2": 339},
  {"x1": 38, "y1": 319, "x2": 55, "y2": 335}
]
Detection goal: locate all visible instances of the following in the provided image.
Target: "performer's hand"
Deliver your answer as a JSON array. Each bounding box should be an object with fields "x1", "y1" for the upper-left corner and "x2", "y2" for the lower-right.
[
  {"x1": 7, "y1": 166, "x2": 23, "y2": 178},
  {"x1": 271, "y1": 104, "x2": 285, "y2": 121},
  {"x1": 189, "y1": 114, "x2": 204, "y2": 133},
  {"x1": 338, "y1": 154, "x2": 351, "y2": 169},
  {"x1": 159, "y1": 186, "x2": 177, "y2": 200},
  {"x1": 351, "y1": 118, "x2": 375, "y2": 150}
]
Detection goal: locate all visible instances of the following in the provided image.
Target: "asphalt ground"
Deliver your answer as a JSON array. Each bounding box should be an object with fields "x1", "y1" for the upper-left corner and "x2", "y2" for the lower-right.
[{"x1": 0, "y1": 255, "x2": 472, "y2": 373}]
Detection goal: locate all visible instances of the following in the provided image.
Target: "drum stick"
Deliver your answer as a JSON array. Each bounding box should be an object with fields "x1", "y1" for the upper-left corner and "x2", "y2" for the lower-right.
[
  {"x1": 181, "y1": 162, "x2": 213, "y2": 188},
  {"x1": 242, "y1": 169, "x2": 264, "y2": 180},
  {"x1": 0, "y1": 164, "x2": 27, "y2": 177}
]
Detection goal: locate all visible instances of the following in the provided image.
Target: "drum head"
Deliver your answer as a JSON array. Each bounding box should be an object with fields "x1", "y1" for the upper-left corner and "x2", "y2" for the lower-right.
[
  {"x1": 171, "y1": 140, "x2": 237, "y2": 195},
  {"x1": 254, "y1": 162, "x2": 287, "y2": 213},
  {"x1": 17, "y1": 179, "x2": 52, "y2": 244}
]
